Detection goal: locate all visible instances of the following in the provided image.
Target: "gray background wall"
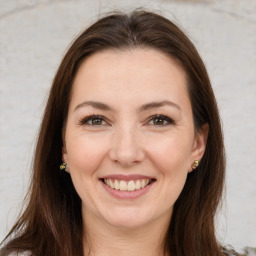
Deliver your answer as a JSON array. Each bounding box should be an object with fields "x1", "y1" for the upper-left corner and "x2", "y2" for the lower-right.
[{"x1": 0, "y1": 0, "x2": 255, "y2": 253}]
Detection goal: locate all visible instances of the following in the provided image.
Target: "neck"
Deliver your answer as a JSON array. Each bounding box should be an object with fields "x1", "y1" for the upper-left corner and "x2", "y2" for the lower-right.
[{"x1": 82, "y1": 210, "x2": 171, "y2": 256}]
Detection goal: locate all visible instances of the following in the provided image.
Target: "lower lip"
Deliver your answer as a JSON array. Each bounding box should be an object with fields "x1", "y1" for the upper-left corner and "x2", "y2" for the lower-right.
[{"x1": 101, "y1": 180, "x2": 155, "y2": 199}]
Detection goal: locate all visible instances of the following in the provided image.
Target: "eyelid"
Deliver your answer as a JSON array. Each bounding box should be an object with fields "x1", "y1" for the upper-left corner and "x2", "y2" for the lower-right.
[
  {"x1": 146, "y1": 114, "x2": 175, "y2": 126},
  {"x1": 78, "y1": 114, "x2": 109, "y2": 126},
  {"x1": 79, "y1": 114, "x2": 175, "y2": 128}
]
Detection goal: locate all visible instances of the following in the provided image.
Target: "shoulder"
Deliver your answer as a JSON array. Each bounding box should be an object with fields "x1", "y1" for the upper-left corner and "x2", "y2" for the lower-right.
[
  {"x1": 221, "y1": 245, "x2": 256, "y2": 256},
  {"x1": 8, "y1": 252, "x2": 32, "y2": 256},
  {"x1": 221, "y1": 246, "x2": 239, "y2": 256}
]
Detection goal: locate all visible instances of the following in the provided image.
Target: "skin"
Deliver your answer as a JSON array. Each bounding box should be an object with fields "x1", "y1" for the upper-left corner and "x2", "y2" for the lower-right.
[{"x1": 62, "y1": 48, "x2": 208, "y2": 256}]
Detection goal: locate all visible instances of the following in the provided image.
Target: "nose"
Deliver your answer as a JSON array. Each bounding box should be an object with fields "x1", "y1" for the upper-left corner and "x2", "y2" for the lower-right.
[{"x1": 108, "y1": 126, "x2": 145, "y2": 168}]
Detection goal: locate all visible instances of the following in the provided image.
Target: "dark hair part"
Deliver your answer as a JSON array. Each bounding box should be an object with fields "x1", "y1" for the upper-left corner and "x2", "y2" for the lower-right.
[{"x1": 1, "y1": 9, "x2": 225, "y2": 256}]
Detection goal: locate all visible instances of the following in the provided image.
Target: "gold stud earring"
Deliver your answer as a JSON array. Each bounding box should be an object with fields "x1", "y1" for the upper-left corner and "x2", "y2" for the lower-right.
[
  {"x1": 192, "y1": 160, "x2": 199, "y2": 170},
  {"x1": 60, "y1": 162, "x2": 67, "y2": 171}
]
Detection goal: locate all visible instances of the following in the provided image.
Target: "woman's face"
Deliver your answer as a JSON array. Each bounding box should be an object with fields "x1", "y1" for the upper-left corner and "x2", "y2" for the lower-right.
[{"x1": 63, "y1": 48, "x2": 207, "y2": 229}]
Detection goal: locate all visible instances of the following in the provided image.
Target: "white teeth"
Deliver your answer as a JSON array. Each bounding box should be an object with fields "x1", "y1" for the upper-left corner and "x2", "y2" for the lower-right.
[
  {"x1": 135, "y1": 180, "x2": 141, "y2": 189},
  {"x1": 119, "y1": 180, "x2": 127, "y2": 191},
  {"x1": 103, "y1": 178, "x2": 152, "y2": 191},
  {"x1": 109, "y1": 179, "x2": 114, "y2": 188},
  {"x1": 128, "y1": 180, "x2": 136, "y2": 191},
  {"x1": 114, "y1": 180, "x2": 119, "y2": 190}
]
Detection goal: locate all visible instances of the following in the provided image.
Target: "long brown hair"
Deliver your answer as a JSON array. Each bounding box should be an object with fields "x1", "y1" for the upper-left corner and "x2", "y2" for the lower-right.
[{"x1": 1, "y1": 9, "x2": 225, "y2": 256}]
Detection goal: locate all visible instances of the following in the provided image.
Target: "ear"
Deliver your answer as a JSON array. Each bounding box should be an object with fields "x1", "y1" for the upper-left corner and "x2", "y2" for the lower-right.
[
  {"x1": 62, "y1": 143, "x2": 70, "y2": 173},
  {"x1": 62, "y1": 125, "x2": 69, "y2": 172},
  {"x1": 62, "y1": 143, "x2": 68, "y2": 162},
  {"x1": 189, "y1": 123, "x2": 209, "y2": 172}
]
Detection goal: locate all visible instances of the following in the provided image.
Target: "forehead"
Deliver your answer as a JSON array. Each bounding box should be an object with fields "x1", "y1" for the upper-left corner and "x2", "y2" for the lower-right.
[{"x1": 70, "y1": 48, "x2": 190, "y2": 110}]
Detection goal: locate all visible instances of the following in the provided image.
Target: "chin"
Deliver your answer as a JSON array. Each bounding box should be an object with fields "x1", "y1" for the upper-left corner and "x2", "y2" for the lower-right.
[{"x1": 103, "y1": 208, "x2": 153, "y2": 229}]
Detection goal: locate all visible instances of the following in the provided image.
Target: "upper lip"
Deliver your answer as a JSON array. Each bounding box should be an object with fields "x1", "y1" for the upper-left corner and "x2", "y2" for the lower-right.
[{"x1": 100, "y1": 174, "x2": 156, "y2": 181}]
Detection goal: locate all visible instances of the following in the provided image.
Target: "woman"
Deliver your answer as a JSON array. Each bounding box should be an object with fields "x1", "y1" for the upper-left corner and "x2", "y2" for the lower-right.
[{"x1": 0, "y1": 9, "x2": 238, "y2": 256}]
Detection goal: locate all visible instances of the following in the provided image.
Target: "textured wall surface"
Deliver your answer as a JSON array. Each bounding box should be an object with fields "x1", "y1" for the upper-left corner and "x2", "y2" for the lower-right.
[{"x1": 0, "y1": 0, "x2": 255, "y2": 253}]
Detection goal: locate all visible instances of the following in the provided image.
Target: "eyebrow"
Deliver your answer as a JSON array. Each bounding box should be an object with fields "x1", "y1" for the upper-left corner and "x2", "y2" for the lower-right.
[{"x1": 74, "y1": 100, "x2": 181, "y2": 112}]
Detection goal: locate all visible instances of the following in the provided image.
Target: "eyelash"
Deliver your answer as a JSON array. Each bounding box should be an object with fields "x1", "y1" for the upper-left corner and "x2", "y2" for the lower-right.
[{"x1": 78, "y1": 114, "x2": 175, "y2": 127}]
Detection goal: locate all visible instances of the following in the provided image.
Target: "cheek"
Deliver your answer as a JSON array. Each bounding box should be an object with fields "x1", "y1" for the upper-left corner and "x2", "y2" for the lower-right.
[
  {"x1": 66, "y1": 134, "x2": 109, "y2": 174},
  {"x1": 65, "y1": 135, "x2": 110, "y2": 206},
  {"x1": 148, "y1": 134, "x2": 192, "y2": 174}
]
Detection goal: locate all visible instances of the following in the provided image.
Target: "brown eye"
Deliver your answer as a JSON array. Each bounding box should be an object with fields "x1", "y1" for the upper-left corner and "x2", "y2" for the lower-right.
[
  {"x1": 79, "y1": 115, "x2": 107, "y2": 126},
  {"x1": 149, "y1": 115, "x2": 174, "y2": 126},
  {"x1": 91, "y1": 118, "x2": 103, "y2": 125},
  {"x1": 153, "y1": 117, "x2": 165, "y2": 125}
]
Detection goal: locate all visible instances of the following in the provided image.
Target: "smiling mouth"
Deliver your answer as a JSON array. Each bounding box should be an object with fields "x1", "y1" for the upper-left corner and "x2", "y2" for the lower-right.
[{"x1": 100, "y1": 178, "x2": 156, "y2": 192}]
